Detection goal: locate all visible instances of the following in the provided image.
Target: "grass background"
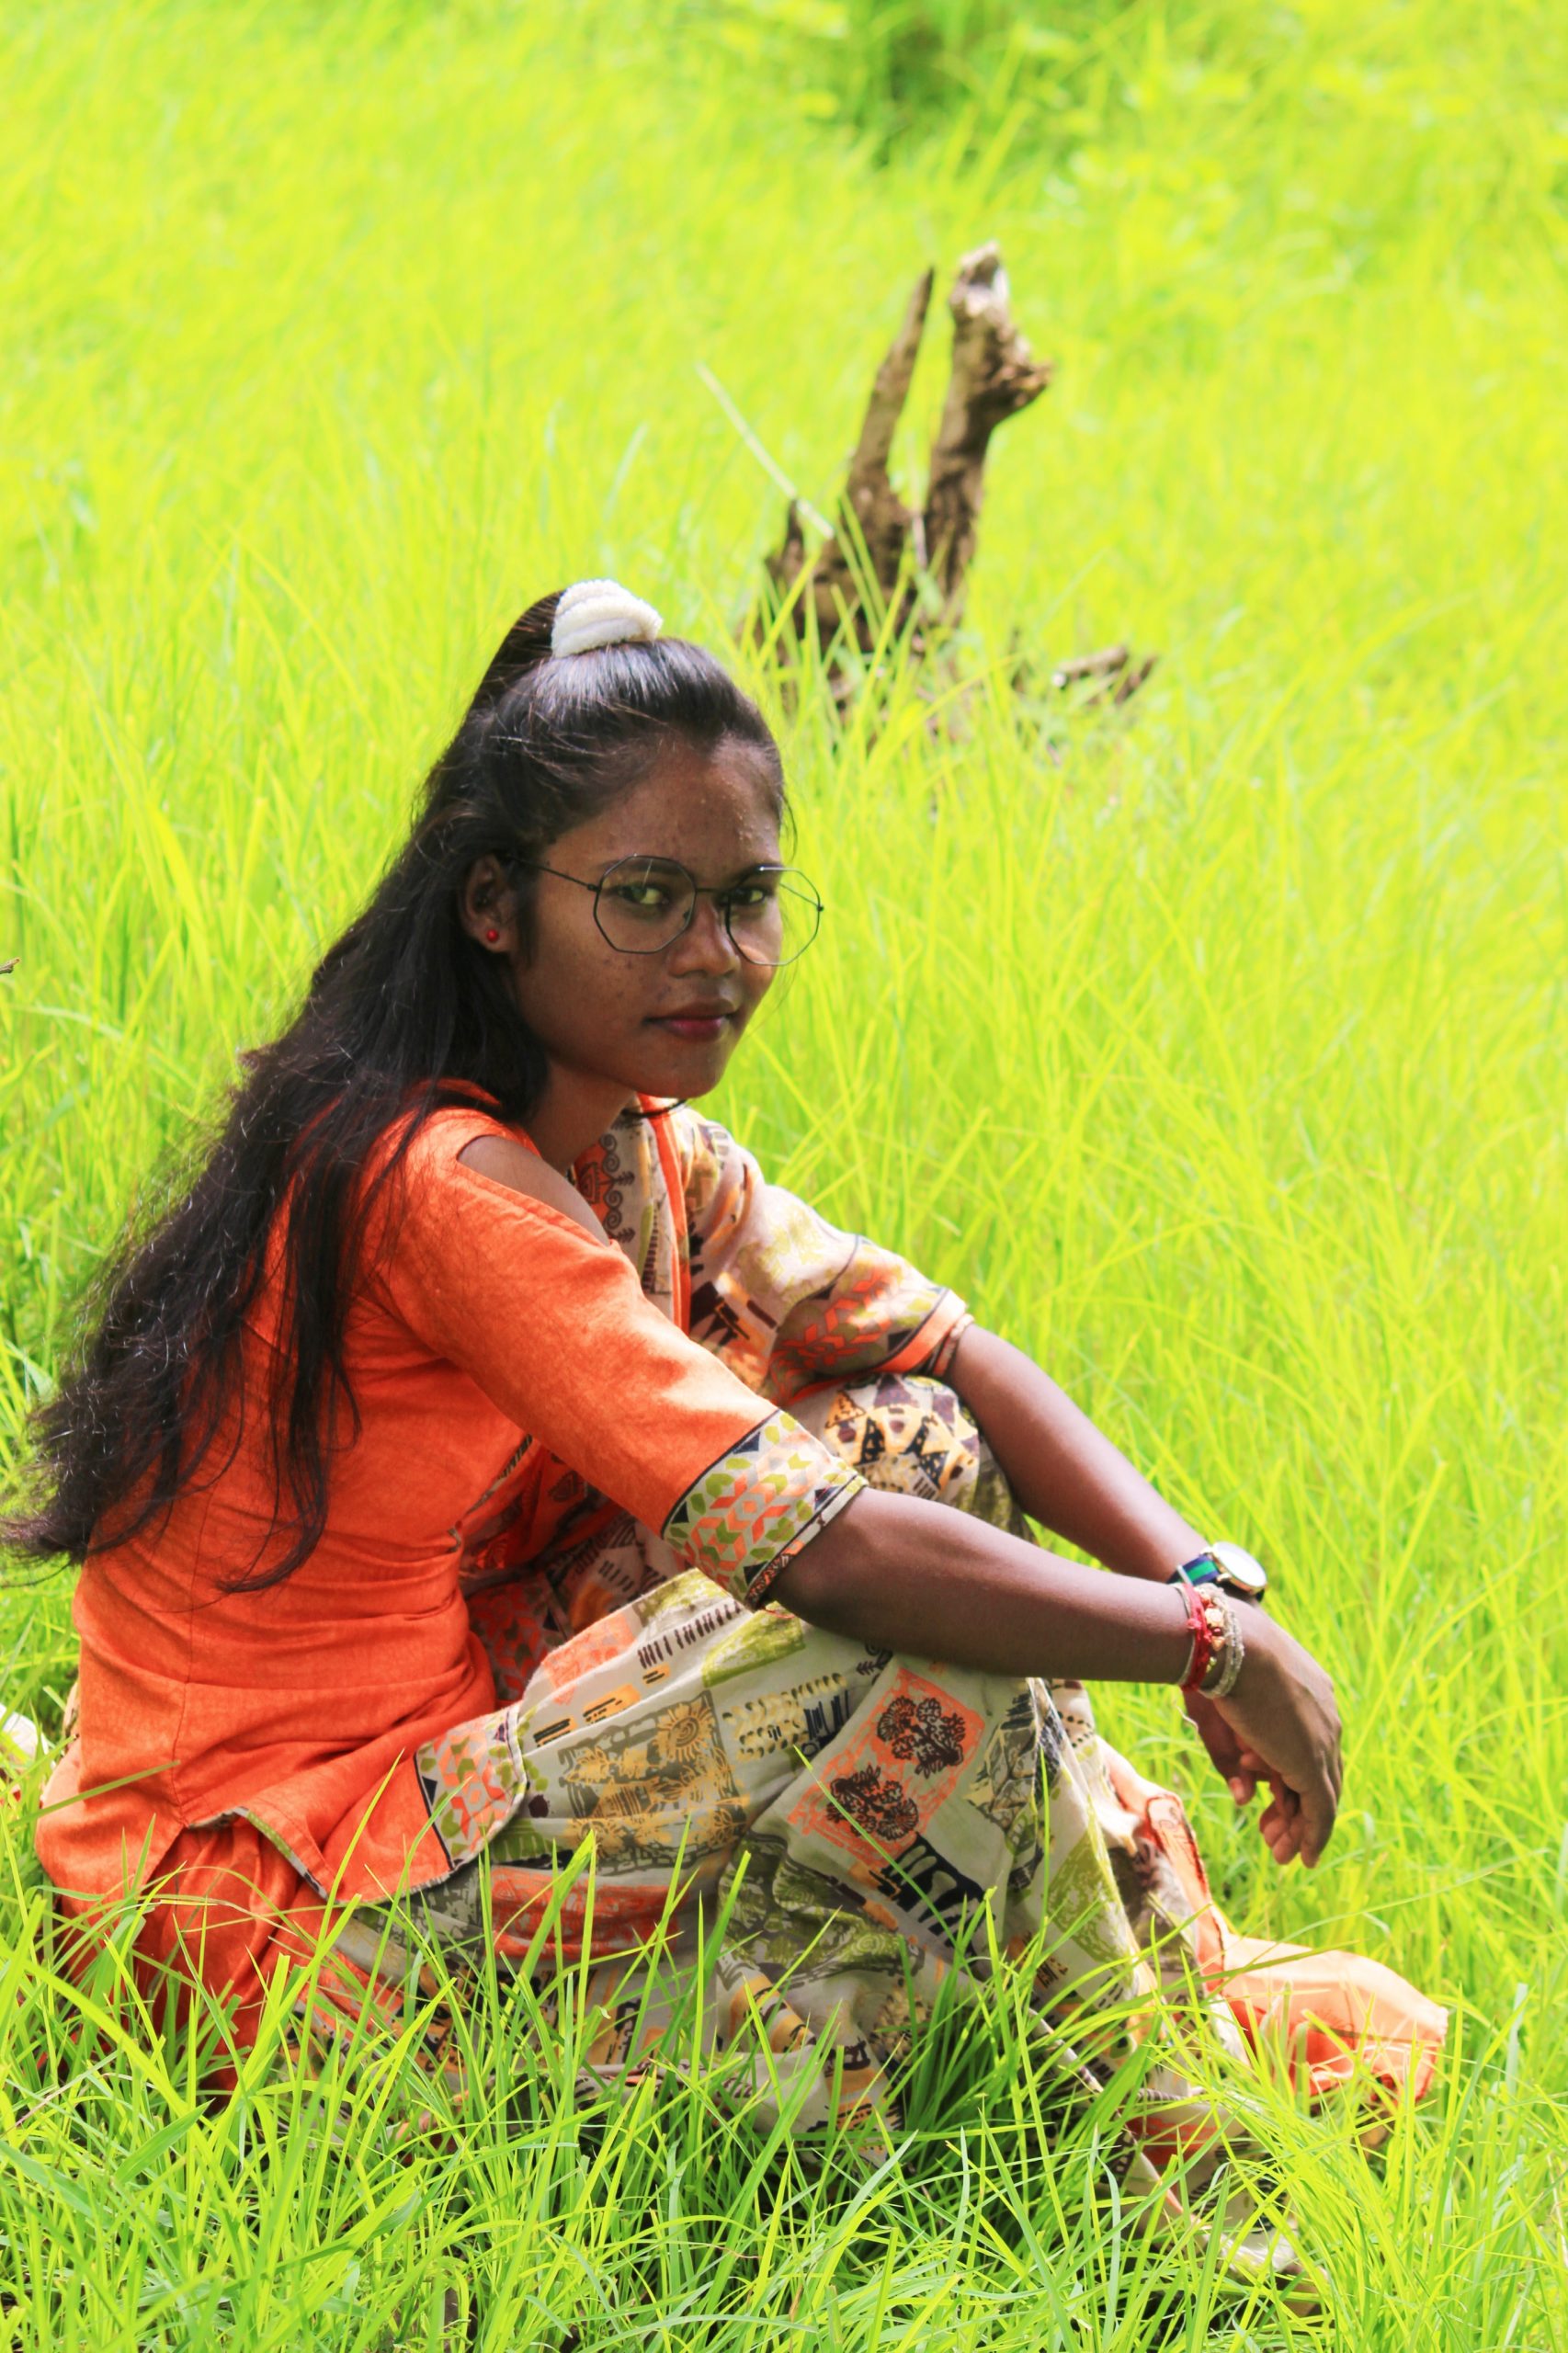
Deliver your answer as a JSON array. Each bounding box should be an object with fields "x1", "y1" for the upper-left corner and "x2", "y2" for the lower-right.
[{"x1": 2, "y1": 0, "x2": 1564, "y2": 2342}]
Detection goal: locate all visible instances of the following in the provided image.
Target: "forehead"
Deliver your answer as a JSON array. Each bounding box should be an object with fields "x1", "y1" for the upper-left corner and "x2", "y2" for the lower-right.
[{"x1": 563, "y1": 734, "x2": 783, "y2": 873}]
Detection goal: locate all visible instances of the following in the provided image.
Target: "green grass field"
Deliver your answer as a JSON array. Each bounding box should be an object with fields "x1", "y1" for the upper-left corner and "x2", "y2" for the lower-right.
[{"x1": 3, "y1": 0, "x2": 1565, "y2": 2342}]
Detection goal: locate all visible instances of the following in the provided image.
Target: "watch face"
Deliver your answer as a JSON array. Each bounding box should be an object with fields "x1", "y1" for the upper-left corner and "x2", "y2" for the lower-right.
[{"x1": 1210, "y1": 1540, "x2": 1269, "y2": 1597}]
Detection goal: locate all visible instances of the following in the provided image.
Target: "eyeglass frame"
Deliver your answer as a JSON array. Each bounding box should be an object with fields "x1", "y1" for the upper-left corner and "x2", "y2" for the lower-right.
[{"x1": 508, "y1": 854, "x2": 824, "y2": 967}]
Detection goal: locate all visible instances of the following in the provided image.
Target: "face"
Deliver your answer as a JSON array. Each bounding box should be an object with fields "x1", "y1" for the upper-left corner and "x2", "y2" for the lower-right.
[{"x1": 462, "y1": 733, "x2": 784, "y2": 1112}]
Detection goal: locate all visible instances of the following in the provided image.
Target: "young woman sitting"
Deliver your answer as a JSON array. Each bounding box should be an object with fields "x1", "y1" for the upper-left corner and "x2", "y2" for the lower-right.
[{"x1": 8, "y1": 580, "x2": 1443, "y2": 2255}]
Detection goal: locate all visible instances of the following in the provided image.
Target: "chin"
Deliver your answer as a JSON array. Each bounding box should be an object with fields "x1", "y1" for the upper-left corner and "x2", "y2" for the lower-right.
[
  {"x1": 635, "y1": 1063, "x2": 730, "y2": 1105},
  {"x1": 628, "y1": 1042, "x2": 737, "y2": 1104}
]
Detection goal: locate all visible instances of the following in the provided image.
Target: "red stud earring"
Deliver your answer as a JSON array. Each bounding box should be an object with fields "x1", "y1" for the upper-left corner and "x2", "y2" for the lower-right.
[{"x1": 484, "y1": 927, "x2": 500, "y2": 943}]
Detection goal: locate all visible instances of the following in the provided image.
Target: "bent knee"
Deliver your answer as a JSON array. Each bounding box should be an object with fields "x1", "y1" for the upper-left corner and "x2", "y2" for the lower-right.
[{"x1": 789, "y1": 1371, "x2": 1015, "y2": 1523}]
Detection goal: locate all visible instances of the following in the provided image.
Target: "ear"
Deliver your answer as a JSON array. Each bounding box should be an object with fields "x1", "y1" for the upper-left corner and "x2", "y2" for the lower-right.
[{"x1": 459, "y1": 855, "x2": 517, "y2": 954}]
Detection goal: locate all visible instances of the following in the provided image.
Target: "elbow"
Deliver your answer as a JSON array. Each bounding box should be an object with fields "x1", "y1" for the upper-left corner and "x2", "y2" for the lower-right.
[
  {"x1": 765, "y1": 1489, "x2": 886, "y2": 1633},
  {"x1": 767, "y1": 1543, "x2": 835, "y2": 1627}
]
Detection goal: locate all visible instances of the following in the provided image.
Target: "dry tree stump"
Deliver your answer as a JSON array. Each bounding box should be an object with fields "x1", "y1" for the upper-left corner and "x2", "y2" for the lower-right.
[{"x1": 758, "y1": 242, "x2": 1154, "y2": 711}]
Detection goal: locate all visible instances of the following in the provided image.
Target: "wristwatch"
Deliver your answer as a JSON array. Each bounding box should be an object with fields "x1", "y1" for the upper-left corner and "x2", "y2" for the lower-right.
[{"x1": 1170, "y1": 1541, "x2": 1268, "y2": 1603}]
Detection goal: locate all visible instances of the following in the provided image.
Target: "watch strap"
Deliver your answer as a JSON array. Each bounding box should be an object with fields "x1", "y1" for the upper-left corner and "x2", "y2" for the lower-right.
[{"x1": 1173, "y1": 1551, "x2": 1222, "y2": 1587}]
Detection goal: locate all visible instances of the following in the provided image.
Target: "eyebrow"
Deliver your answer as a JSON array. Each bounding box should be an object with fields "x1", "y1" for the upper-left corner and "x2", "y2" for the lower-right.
[{"x1": 592, "y1": 855, "x2": 785, "y2": 886}]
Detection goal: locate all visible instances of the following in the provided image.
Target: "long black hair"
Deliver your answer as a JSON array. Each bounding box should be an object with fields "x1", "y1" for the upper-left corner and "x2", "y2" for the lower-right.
[{"x1": 2, "y1": 588, "x2": 783, "y2": 1588}]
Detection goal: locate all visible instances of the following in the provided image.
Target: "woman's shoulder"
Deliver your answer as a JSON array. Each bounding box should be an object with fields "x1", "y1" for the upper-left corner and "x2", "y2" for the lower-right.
[
  {"x1": 364, "y1": 1089, "x2": 535, "y2": 1220},
  {"x1": 403, "y1": 1094, "x2": 526, "y2": 1162},
  {"x1": 452, "y1": 1130, "x2": 604, "y2": 1241},
  {"x1": 362, "y1": 1097, "x2": 611, "y2": 1307}
]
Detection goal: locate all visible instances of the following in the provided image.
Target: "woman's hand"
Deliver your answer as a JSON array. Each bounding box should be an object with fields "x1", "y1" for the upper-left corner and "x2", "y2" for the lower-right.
[
  {"x1": 1208, "y1": 1612, "x2": 1343, "y2": 1868},
  {"x1": 1183, "y1": 1684, "x2": 1263, "y2": 1808}
]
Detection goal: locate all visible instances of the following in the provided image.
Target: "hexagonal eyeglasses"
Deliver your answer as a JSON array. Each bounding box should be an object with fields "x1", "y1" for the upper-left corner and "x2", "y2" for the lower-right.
[{"x1": 516, "y1": 855, "x2": 823, "y2": 968}]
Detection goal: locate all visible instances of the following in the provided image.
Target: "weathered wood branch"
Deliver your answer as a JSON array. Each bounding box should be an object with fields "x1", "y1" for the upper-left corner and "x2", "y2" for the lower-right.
[
  {"x1": 1051, "y1": 644, "x2": 1158, "y2": 705},
  {"x1": 924, "y1": 245, "x2": 1052, "y2": 614},
  {"x1": 764, "y1": 242, "x2": 1051, "y2": 667},
  {"x1": 844, "y1": 263, "x2": 933, "y2": 588},
  {"x1": 759, "y1": 243, "x2": 1154, "y2": 713},
  {"x1": 763, "y1": 269, "x2": 933, "y2": 656}
]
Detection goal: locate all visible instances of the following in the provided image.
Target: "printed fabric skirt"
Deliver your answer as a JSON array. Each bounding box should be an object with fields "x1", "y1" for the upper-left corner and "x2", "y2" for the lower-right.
[{"x1": 300, "y1": 1376, "x2": 1445, "y2": 2270}]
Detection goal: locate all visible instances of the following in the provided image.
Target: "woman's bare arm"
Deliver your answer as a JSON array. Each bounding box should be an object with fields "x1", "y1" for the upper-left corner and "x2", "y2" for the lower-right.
[
  {"x1": 770, "y1": 1488, "x2": 1342, "y2": 1867},
  {"x1": 773, "y1": 1486, "x2": 1195, "y2": 1686},
  {"x1": 940, "y1": 1324, "x2": 1342, "y2": 1847},
  {"x1": 945, "y1": 1324, "x2": 1204, "y2": 1579}
]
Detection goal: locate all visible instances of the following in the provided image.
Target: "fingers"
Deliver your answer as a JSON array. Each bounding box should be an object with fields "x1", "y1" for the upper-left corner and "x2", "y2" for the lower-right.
[
  {"x1": 1258, "y1": 1786, "x2": 1299, "y2": 1863},
  {"x1": 1213, "y1": 1741, "x2": 1257, "y2": 1806},
  {"x1": 1185, "y1": 1693, "x2": 1257, "y2": 1805},
  {"x1": 1263, "y1": 1821, "x2": 1296, "y2": 1864},
  {"x1": 1299, "y1": 1769, "x2": 1337, "y2": 1868},
  {"x1": 1258, "y1": 1768, "x2": 1337, "y2": 1869}
]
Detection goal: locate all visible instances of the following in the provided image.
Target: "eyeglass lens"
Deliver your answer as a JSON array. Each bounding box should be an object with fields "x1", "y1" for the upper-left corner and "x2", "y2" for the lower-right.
[{"x1": 593, "y1": 858, "x2": 821, "y2": 966}]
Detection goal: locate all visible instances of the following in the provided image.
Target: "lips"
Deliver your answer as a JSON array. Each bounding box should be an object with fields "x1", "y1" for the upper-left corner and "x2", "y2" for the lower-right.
[{"x1": 650, "y1": 1006, "x2": 736, "y2": 1040}]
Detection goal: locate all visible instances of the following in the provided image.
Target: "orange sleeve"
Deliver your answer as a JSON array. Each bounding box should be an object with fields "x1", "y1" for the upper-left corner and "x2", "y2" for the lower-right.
[{"x1": 373, "y1": 1112, "x2": 863, "y2": 1606}]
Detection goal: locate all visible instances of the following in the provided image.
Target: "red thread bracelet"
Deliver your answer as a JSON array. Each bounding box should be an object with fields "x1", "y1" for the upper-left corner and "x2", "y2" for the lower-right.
[{"x1": 1176, "y1": 1577, "x2": 1221, "y2": 1692}]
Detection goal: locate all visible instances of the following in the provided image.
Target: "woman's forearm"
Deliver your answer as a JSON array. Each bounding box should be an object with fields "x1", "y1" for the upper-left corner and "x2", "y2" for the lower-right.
[
  {"x1": 947, "y1": 1324, "x2": 1205, "y2": 1583},
  {"x1": 769, "y1": 1486, "x2": 1194, "y2": 1686}
]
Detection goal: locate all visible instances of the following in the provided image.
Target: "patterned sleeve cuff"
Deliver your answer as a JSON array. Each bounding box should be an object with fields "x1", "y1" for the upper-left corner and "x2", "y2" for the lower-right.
[
  {"x1": 660, "y1": 1406, "x2": 866, "y2": 1608},
  {"x1": 922, "y1": 1305, "x2": 974, "y2": 1382}
]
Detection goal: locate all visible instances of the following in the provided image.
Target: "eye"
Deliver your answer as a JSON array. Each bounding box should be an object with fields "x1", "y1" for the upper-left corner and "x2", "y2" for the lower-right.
[
  {"x1": 721, "y1": 876, "x2": 780, "y2": 914},
  {"x1": 606, "y1": 880, "x2": 676, "y2": 914}
]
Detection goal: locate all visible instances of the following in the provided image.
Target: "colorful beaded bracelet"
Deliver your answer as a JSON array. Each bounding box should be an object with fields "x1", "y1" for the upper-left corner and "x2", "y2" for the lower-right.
[{"x1": 1173, "y1": 1565, "x2": 1244, "y2": 1699}]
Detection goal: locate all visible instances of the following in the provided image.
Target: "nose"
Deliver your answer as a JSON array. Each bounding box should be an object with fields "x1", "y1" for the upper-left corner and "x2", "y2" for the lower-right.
[{"x1": 665, "y1": 893, "x2": 740, "y2": 978}]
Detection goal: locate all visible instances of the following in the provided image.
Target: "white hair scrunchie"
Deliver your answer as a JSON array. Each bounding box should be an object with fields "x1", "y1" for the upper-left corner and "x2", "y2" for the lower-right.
[{"x1": 551, "y1": 578, "x2": 664, "y2": 659}]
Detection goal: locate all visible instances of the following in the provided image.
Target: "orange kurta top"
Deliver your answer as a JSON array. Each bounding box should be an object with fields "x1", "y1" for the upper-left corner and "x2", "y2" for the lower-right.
[{"x1": 37, "y1": 1100, "x2": 970, "y2": 1924}]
